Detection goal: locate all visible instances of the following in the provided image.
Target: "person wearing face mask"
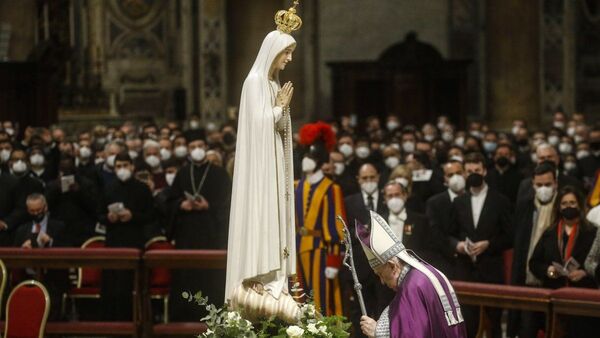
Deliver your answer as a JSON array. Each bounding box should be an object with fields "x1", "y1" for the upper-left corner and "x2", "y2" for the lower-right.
[
  {"x1": 517, "y1": 143, "x2": 585, "y2": 205},
  {"x1": 168, "y1": 136, "x2": 232, "y2": 321},
  {"x1": 406, "y1": 151, "x2": 445, "y2": 213},
  {"x1": 343, "y1": 163, "x2": 387, "y2": 334},
  {"x1": 13, "y1": 193, "x2": 67, "y2": 320},
  {"x1": 337, "y1": 132, "x2": 360, "y2": 177},
  {"x1": 449, "y1": 152, "x2": 512, "y2": 338},
  {"x1": 0, "y1": 138, "x2": 13, "y2": 172},
  {"x1": 329, "y1": 151, "x2": 360, "y2": 197},
  {"x1": 45, "y1": 155, "x2": 101, "y2": 247},
  {"x1": 578, "y1": 127, "x2": 600, "y2": 186},
  {"x1": 95, "y1": 141, "x2": 124, "y2": 190},
  {"x1": 27, "y1": 147, "x2": 54, "y2": 185},
  {"x1": 507, "y1": 163, "x2": 558, "y2": 338},
  {"x1": 154, "y1": 158, "x2": 180, "y2": 238},
  {"x1": 1, "y1": 149, "x2": 44, "y2": 245},
  {"x1": 529, "y1": 186, "x2": 600, "y2": 338},
  {"x1": 295, "y1": 125, "x2": 346, "y2": 316},
  {"x1": 139, "y1": 140, "x2": 167, "y2": 191},
  {"x1": 425, "y1": 160, "x2": 466, "y2": 278},
  {"x1": 354, "y1": 138, "x2": 373, "y2": 165},
  {"x1": 381, "y1": 145, "x2": 401, "y2": 186},
  {"x1": 100, "y1": 152, "x2": 155, "y2": 321},
  {"x1": 485, "y1": 144, "x2": 523, "y2": 208}
]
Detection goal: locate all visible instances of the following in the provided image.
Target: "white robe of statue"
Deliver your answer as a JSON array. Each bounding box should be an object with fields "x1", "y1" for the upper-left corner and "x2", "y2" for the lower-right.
[{"x1": 225, "y1": 30, "x2": 296, "y2": 302}]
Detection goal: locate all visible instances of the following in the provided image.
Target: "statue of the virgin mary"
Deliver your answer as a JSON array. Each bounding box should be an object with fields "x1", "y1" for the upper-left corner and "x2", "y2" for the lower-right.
[{"x1": 225, "y1": 1, "x2": 302, "y2": 322}]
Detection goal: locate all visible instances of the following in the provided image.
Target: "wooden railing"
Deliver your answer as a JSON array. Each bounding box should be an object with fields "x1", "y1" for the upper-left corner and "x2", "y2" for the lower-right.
[{"x1": 0, "y1": 248, "x2": 599, "y2": 338}]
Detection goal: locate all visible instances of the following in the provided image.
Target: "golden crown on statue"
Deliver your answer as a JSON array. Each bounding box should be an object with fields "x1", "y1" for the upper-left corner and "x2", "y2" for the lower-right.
[{"x1": 275, "y1": 0, "x2": 302, "y2": 34}]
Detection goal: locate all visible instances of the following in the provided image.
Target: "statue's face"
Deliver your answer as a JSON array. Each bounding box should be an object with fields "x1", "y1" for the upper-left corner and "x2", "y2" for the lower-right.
[{"x1": 273, "y1": 45, "x2": 295, "y2": 71}]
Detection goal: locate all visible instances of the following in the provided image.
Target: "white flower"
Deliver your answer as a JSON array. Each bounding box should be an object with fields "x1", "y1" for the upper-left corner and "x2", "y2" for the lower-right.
[
  {"x1": 318, "y1": 325, "x2": 328, "y2": 334},
  {"x1": 226, "y1": 311, "x2": 241, "y2": 321},
  {"x1": 302, "y1": 304, "x2": 317, "y2": 317},
  {"x1": 307, "y1": 323, "x2": 319, "y2": 334},
  {"x1": 286, "y1": 325, "x2": 305, "y2": 337},
  {"x1": 203, "y1": 328, "x2": 214, "y2": 336}
]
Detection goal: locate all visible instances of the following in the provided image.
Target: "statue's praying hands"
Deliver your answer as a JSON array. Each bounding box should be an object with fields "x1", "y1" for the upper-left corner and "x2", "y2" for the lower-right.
[{"x1": 276, "y1": 81, "x2": 294, "y2": 108}]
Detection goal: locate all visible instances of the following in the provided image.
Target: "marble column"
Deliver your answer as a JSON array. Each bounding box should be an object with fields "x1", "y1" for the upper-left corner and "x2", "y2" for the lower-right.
[{"x1": 485, "y1": 0, "x2": 540, "y2": 129}]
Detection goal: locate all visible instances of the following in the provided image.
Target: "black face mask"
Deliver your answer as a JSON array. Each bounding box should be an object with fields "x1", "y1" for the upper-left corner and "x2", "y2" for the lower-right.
[
  {"x1": 466, "y1": 173, "x2": 484, "y2": 189},
  {"x1": 560, "y1": 207, "x2": 579, "y2": 221},
  {"x1": 496, "y1": 156, "x2": 510, "y2": 168},
  {"x1": 516, "y1": 139, "x2": 529, "y2": 146},
  {"x1": 32, "y1": 212, "x2": 46, "y2": 223}
]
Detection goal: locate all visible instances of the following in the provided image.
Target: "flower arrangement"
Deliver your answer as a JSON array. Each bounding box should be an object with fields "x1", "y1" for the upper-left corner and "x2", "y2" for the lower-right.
[{"x1": 182, "y1": 291, "x2": 350, "y2": 338}]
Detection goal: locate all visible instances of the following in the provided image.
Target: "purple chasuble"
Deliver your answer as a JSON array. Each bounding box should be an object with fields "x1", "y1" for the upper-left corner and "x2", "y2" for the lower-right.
[{"x1": 387, "y1": 265, "x2": 466, "y2": 338}]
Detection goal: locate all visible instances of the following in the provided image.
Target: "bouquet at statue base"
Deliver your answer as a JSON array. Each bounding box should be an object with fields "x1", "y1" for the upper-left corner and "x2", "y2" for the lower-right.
[{"x1": 182, "y1": 291, "x2": 350, "y2": 338}]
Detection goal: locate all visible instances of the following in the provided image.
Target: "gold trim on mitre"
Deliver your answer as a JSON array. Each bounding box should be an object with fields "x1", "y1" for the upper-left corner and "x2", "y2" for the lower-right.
[
  {"x1": 275, "y1": 0, "x2": 302, "y2": 34},
  {"x1": 369, "y1": 211, "x2": 406, "y2": 264}
]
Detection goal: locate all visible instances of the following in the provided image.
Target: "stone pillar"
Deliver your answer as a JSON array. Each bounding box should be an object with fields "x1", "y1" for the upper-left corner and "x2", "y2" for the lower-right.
[{"x1": 485, "y1": 0, "x2": 540, "y2": 129}]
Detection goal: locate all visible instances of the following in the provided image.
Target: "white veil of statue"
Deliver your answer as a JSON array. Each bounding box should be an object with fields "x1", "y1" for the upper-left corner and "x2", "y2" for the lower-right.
[{"x1": 225, "y1": 30, "x2": 297, "y2": 302}]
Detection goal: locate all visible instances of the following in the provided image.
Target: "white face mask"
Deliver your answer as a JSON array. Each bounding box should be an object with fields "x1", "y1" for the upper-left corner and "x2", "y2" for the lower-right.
[
  {"x1": 402, "y1": 141, "x2": 415, "y2": 153},
  {"x1": 553, "y1": 121, "x2": 565, "y2": 129},
  {"x1": 454, "y1": 137, "x2": 465, "y2": 147},
  {"x1": 116, "y1": 168, "x2": 132, "y2": 182},
  {"x1": 189, "y1": 120, "x2": 200, "y2": 130},
  {"x1": 390, "y1": 143, "x2": 401, "y2": 151},
  {"x1": 531, "y1": 153, "x2": 538, "y2": 163},
  {"x1": 160, "y1": 148, "x2": 172, "y2": 161},
  {"x1": 338, "y1": 144, "x2": 353, "y2": 157},
  {"x1": 334, "y1": 162, "x2": 345, "y2": 176},
  {"x1": 564, "y1": 162, "x2": 576, "y2": 171},
  {"x1": 574, "y1": 135, "x2": 584, "y2": 144},
  {"x1": 386, "y1": 197, "x2": 405, "y2": 214},
  {"x1": 128, "y1": 150, "x2": 138, "y2": 160},
  {"x1": 302, "y1": 157, "x2": 317, "y2": 173},
  {"x1": 567, "y1": 127, "x2": 576, "y2": 137},
  {"x1": 386, "y1": 121, "x2": 399, "y2": 131},
  {"x1": 448, "y1": 174, "x2": 466, "y2": 193},
  {"x1": 355, "y1": 146, "x2": 370, "y2": 159},
  {"x1": 442, "y1": 132, "x2": 453, "y2": 143},
  {"x1": 576, "y1": 150, "x2": 590, "y2": 160},
  {"x1": 548, "y1": 135, "x2": 559, "y2": 146},
  {"x1": 107, "y1": 154, "x2": 116, "y2": 168},
  {"x1": 190, "y1": 147, "x2": 206, "y2": 162},
  {"x1": 79, "y1": 146, "x2": 92, "y2": 159},
  {"x1": 4, "y1": 128, "x2": 14, "y2": 136},
  {"x1": 165, "y1": 172, "x2": 176, "y2": 186},
  {"x1": 361, "y1": 181, "x2": 378, "y2": 195},
  {"x1": 424, "y1": 134, "x2": 435, "y2": 142},
  {"x1": 512, "y1": 126, "x2": 520, "y2": 135},
  {"x1": 558, "y1": 143, "x2": 573, "y2": 155},
  {"x1": 0, "y1": 149, "x2": 10, "y2": 162},
  {"x1": 174, "y1": 146, "x2": 188, "y2": 158},
  {"x1": 384, "y1": 156, "x2": 400, "y2": 169},
  {"x1": 535, "y1": 186, "x2": 554, "y2": 204},
  {"x1": 145, "y1": 155, "x2": 161, "y2": 168},
  {"x1": 30, "y1": 154, "x2": 44, "y2": 166},
  {"x1": 11, "y1": 160, "x2": 27, "y2": 174}
]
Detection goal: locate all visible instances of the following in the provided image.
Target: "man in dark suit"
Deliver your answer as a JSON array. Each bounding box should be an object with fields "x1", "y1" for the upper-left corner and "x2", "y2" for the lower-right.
[
  {"x1": 1, "y1": 149, "x2": 44, "y2": 246},
  {"x1": 516, "y1": 143, "x2": 583, "y2": 203},
  {"x1": 343, "y1": 163, "x2": 386, "y2": 338},
  {"x1": 507, "y1": 162, "x2": 558, "y2": 338},
  {"x1": 486, "y1": 144, "x2": 523, "y2": 209},
  {"x1": 14, "y1": 193, "x2": 67, "y2": 320},
  {"x1": 450, "y1": 152, "x2": 512, "y2": 338},
  {"x1": 425, "y1": 159, "x2": 466, "y2": 278}
]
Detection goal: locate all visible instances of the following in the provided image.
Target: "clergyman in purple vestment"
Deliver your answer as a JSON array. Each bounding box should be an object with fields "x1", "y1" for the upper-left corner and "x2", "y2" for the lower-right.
[{"x1": 356, "y1": 211, "x2": 467, "y2": 338}]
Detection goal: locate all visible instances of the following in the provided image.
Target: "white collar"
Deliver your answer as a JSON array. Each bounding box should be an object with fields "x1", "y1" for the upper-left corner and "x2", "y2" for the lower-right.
[
  {"x1": 448, "y1": 189, "x2": 458, "y2": 201},
  {"x1": 308, "y1": 170, "x2": 324, "y2": 185}
]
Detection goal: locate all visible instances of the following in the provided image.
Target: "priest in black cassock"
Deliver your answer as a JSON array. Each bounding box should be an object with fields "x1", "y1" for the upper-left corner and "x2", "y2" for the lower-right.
[
  {"x1": 99, "y1": 151, "x2": 155, "y2": 320},
  {"x1": 168, "y1": 135, "x2": 232, "y2": 321}
]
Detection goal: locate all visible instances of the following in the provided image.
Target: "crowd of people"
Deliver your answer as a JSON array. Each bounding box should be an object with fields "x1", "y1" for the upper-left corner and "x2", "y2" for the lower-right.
[{"x1": 0, "y1": 111, "x2": 599, "y2": 337}]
